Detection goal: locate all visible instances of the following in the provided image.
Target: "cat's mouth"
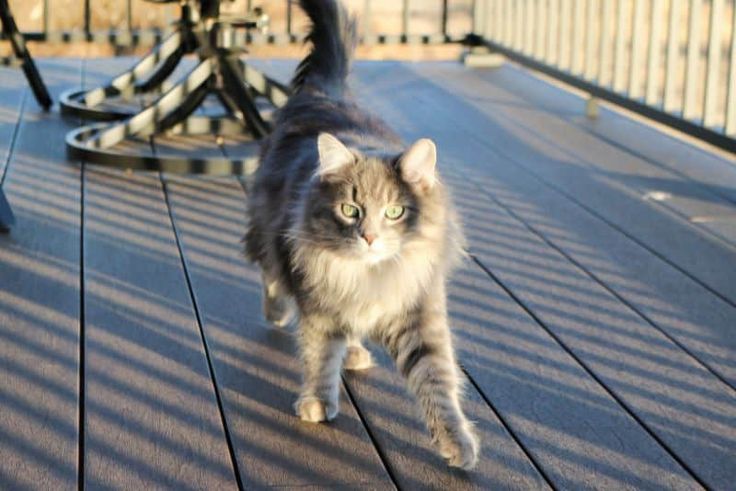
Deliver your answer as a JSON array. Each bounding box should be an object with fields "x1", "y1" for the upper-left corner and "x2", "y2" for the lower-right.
[{"x1": 355, "y1": 240, "x2": 399, "y2": 265}]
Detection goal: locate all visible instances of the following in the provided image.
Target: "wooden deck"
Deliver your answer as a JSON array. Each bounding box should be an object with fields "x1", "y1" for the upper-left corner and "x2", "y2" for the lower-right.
[{"x1": 0, "y1": 57, "x2": 735, "y2": 490}]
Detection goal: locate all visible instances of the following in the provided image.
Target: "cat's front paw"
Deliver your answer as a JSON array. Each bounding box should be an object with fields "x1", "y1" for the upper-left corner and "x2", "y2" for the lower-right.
[
  {"x1": 343, "y1": 345, "x2": 374, "y2": 371},
  {"x1": 294, "y1": 395, "x2": 338, "y2": 423},
  {"x1": 436, "y1": 423, "x2": 480, "y2": 470}
]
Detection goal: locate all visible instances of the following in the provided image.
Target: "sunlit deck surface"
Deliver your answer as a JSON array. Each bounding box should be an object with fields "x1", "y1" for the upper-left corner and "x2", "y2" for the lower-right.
[{"x1": 1, "y1": 56, "x2": 735, "y2": 490}]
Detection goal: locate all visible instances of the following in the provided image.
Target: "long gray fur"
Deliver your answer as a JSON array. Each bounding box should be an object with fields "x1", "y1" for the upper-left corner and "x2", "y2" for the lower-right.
[{"x1": 244, "y1": 0, "x2": 479, "y2": 469}]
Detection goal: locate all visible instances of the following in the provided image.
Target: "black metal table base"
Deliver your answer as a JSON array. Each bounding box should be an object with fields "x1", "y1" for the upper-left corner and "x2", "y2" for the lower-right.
[
  {"x1": 0, "y1": 0, "x2": 52, "y2": 110},
  {"x1": 61, "y1": 1, "x2": 288, "y2": 175},
  {"x1": 1, "y1": 0, "x2": 54, "y2": 230}
]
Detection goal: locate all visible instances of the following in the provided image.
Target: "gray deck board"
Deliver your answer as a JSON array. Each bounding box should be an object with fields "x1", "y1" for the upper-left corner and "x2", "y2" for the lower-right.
[
  {"x1": 450, "y1": 64, "x2": 736, "y2": 244},
  {"x1": 350, "y1": 61, "x2": 735, "y2": 489},
  {"x1": 351, "y1": 62, "x2": 710, "y2": 490},
  {"x1": 2, "y1": 56, "x2": 734, "y2": 489},
  {"x1": 0, "y1": 59, "x2": 83, "y2": 490},
  {"x1": 162, "y1": 175, "x2": 395, "y2": 488},
  {"x1": 490, "y1": 66, "x2": 736, "y2": 205},
  {"x1": 415, "y1": 62, "x2": 736, "y2": 306},
  {"x1": 82, "y1": 168, "x2": 238, "y2": 489},
  {"x1": 80, "y1": 57, "x2": 238, "y2": 489},
  {"x1": 405, "y1": 64, "x2": 736, "y2": 390}
]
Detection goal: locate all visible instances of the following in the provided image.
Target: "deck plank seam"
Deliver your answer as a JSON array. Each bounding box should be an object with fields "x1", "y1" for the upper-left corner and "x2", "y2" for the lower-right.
[
  {"x1": 155, "y1": 165, "x2": 245, "y2": 489},
  {"x1": 462, "y1": 168, "x2": 736, "y2": 394},
  {"x1": 78, "y1": 162, "x2": 86, "y2": 491},
  {"x1": 0, "y1": 89, "x2": 27, "y2": 186},
  {"x1": 410, "y1": 64, "x2": 736, "y2": 309},
  {"x1": 468, "y1": 255, "x2": 710, "y2": 490},
  {"x1": 459, "y1": 365, "x2": 556, "y2": 490},
  {"x1": 340, "y1": 376, "x2": 401, "y2": 490},
  {"x1": 453, "y1": 110, "x2": 736, "y2": 312},
  {"x1": 79, "y1": 57, "x2": 89, "y2": 491},
  {"x1": 484, "y1": 106, "x2": 736, "y2": 253},
  {"x1": 573, "y1": 119, "x2": 736, "y2": 209},
  {"x1": 501, "y1": 153, "x2": 736, "y2": 312},
  {"x1": 510, "y1": 67, "x2": 736, "y2": 208}
]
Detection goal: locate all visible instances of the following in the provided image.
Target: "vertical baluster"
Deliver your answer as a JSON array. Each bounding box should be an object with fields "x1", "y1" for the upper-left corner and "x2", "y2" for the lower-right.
[
  {"x1": 441, "y1": 0, "x2": 448, "y2": 37},
  {"x1": 560, "y1": 0, "x2": 571, "y2": 69},
  {"x1": 726, "y1": 0, "x2": 736, "y2": 135},
  {"x1": 402, "y1": 0, "x2": 410, "y2": 41},
  {"x1": 515, "y1": 0, "x2": 523, "y2": 50},
  {"x1": 703, "y1": 0, "x2": 724, "y2": 128},
  {"x1": 645, "y1": 0, "x2": 664, "y2": 104},
  {"x1": 549, "y1": 0, "x2": 559, "y2": 64},
  {"x1": 525, "y1": 0, "x2": 534, "y2": 55},
  {"x1": 629, "y1": 0, "x2": 645, "y2": 98},
  {"x1": 43, "y1": 0, "x2": 49, "y2": 37},
  {"x1": 499, "y1": 0, "x2": 506, "y2": 44},
  {"x1": 364, "y1": 0, "x2": 373, "y2": 43},
  {"x1": 473, "y1": 0, "x2": 484, "y2": 37},
  {"x1": 287, "y1": 0, "x2": 293, "y2": 37},
  {"x1": 505, "y1": 0, "x2": 513, "y2": 46},
  {"x1": 663, "y1": 0, "x2": 682, "y2": 112},
  {"x1": 614, "y1": 0, "x2": 628, "y2": 92},
  {"x1": 683, "y1": 0, "x2": 702, "y2": 120},
  {"x1": 127, "y1": 0, "x2": 132, "y2": 34},
  {"x1": 572, "y1": 0, "x2": 584, "y2": 74},
  {"x1": 599, "y1": 0, "x2": 612, "y2": 85},
  {"x1": 84, "y1": 0, "x2": 91, "y2": 39},
  {"x1": 584, "y1": 0, "x2": 598, "y2": 80},
  {"x1": 536, "y1": 0, "x2": 547, "y2": 59}
]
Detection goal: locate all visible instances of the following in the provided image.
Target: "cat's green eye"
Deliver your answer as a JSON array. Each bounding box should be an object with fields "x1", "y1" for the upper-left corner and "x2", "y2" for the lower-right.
[
  {"x1": 341, "y1": 203, "x2": 359, "y2": 218},
  {"x1": 385, "y1": 205, "x2": 405, "y2": 220}
]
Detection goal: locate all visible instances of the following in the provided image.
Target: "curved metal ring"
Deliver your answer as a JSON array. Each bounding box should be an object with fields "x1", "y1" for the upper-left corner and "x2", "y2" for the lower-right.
[
  {"x1": 60, "y1": 31, "x2": 186, "y2": 121},
  {"x1": 67, "y1": 117, "x2": 260, "y2": 175}
]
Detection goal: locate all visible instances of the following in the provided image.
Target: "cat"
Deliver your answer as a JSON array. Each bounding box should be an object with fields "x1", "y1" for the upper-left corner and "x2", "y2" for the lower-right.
[{"x1": 244, "y1": 0, "x2": 479, "y2": 470}]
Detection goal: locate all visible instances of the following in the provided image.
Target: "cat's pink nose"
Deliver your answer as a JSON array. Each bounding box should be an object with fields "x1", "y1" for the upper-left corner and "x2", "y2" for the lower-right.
[{"x1": 362, "y1": 233, "x2": 376, "y2": 246}]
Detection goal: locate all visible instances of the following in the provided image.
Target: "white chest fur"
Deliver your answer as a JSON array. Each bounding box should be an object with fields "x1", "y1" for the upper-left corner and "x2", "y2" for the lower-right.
[{"x1": 295, "y1": 244, "x2": 439, "y2": 334}]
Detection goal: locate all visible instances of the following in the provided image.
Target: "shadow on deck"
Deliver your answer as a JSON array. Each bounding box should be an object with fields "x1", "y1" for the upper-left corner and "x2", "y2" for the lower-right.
[{"x1": 0, "y1": 57, "x2": 734, "y2": 490}]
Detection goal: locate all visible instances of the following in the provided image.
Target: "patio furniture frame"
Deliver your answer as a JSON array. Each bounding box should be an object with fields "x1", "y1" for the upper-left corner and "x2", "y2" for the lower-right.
[{"x1": 62, "y1": 0, "x2": 289, "y2": 174}]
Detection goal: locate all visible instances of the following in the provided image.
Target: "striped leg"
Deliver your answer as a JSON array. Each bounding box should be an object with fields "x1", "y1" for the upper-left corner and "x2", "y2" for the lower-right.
[
  {"x1": 294, "y1": 317, "x2": 346, "y2": 423},
  {"x1": 384, "y1": 312, "x2": 479, "y2": 469}
]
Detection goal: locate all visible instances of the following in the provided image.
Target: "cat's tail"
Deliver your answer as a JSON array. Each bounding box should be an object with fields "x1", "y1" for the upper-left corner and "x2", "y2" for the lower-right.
[{"x1": 292, "y1": 0, "x2": 357, "y2": 96}]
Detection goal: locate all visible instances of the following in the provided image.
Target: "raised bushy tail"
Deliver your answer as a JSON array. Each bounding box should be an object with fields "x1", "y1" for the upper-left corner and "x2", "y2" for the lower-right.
[{"x1": 292, "y1": 0, "x2": 357, "y2": 96}]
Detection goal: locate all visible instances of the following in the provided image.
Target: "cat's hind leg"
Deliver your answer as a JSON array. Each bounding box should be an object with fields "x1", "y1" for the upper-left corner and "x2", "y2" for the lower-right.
[
  {"x1": 260, "y1": 269, "x2": 295, "y2": 327},
  {"x1": 343, "y1": 337, "x2": 374, "y2": 371},
  {"x1": 294, "y1": 316, "x2": 346, "y2": 423},
  {"x1": 384, "y1": 314, "x2": 479, "y2": 469}
]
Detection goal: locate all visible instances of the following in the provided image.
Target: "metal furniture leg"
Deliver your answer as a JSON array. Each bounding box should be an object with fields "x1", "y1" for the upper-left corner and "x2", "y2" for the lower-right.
[
  {"x1": 0, "y1": 0, "x2": 52, "y2": 110},
  {"x1": 66, "y1": 55, "x2": 289, "y2": 174}
]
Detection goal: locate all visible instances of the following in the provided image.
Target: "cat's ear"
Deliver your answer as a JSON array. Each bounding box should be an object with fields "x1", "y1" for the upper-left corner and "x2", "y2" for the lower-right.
[
  {"x1": 317, "y1": 133, "x2": 354, "y2": 177},
  {"x1": 398, "y1": 138, "x2": 437, "y2": 192}
]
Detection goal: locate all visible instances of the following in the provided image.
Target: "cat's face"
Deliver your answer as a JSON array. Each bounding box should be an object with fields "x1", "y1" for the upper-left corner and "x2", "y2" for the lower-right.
[{"x1": 300, "y1": 133, "x2": 438, "y2": 265}]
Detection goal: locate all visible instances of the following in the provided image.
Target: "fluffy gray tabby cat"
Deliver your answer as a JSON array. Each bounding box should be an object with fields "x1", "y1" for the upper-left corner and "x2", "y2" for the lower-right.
[{"x1": 244, "y1": 0, "x2": 479, "y2": 469}]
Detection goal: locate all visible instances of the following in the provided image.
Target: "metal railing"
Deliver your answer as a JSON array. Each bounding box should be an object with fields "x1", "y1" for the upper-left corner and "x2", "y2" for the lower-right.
[
  {"x1": 471, "y1": 0, "x2": 736, "y2": 153},
  {"x1": 2, "y1": 0, "x2": 472, "y2": 46},
  {"x1": 4, "y1": 0, "x2": 735, "y2": 153}
]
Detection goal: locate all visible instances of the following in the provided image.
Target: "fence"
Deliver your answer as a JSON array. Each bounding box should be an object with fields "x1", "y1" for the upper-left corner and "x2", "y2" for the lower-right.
[
  {"x1": 471, "y1": 0, "x2": 736, "y2": 153},
  {"x1": 2, "y1": 0, "x2": 472, "y2": 46},
  {"x1": 2, "y1": 0, "x2": 735, "y2": 153}
]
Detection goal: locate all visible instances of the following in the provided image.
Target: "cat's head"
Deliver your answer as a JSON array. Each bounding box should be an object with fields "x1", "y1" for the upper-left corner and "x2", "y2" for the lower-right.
[{"x1": 297, "y1": 132, "x2": 445, "y2": 265}]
